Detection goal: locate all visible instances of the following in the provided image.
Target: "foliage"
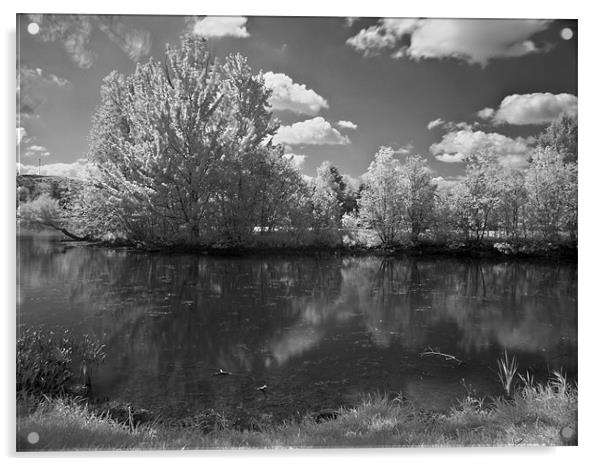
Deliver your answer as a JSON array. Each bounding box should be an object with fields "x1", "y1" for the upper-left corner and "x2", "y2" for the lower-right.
[
  {"x1": 524, "y1": 147, "x2": 577, "y2": 240},
  {"x1": 309, "y1": 162, "x2": 344, "y2": 243},
  {"x1": 449, "y1": 153, "x2": 502, "y2": 242},
  {"x1": 538, "y1": 113, "x2": 577, "y2": 163},
  {"x1": 86, "y1": 35, "x2": 307, "y2": 245},
  {"x1": 17, "y1": 327, "x2": 106, "y2": 397},
  {"x1": 358, "y1": 147, "x2": 406, "y2": 245},
  {"x1": 399, "y1": 154, "x2": 436, "y2": 240},
  {"x1": 496, "y1": 168, "x2": 528, "y2": 242},
  {"x1": 17, "y1": 194, "x2": 84, "y2": 240},
  {"x1": 22, "y1": 65, "x2": 576, "y2": 250},
  {"x1": 17, "y1": 375, "x2": 576, "y2": 449}
]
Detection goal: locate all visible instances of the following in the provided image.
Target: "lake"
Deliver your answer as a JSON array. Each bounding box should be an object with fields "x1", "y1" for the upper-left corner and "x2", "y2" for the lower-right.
[{"x1": 17, "y1": 234, "x2": 577, "y2": 423}]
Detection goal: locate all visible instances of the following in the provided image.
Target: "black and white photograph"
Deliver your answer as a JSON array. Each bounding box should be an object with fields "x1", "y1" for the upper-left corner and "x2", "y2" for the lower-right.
[{"x1": 13, "y1": 3, "x2": 584, "y2": 453}]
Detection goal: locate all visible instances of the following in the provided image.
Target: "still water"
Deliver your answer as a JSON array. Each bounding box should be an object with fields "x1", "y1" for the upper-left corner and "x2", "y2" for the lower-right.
[{"x1": 17, "y1": 234, "x2": 577, "y2": 421}]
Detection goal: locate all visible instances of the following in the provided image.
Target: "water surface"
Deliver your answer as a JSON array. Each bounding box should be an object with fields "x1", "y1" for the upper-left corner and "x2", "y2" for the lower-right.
[{"x1": 17, "y1": 235, "x2": 577, "y2": 421}]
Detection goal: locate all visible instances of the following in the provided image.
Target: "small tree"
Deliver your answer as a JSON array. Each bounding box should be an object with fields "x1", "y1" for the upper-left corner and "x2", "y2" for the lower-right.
[
  {"x1": 538, "y1": 113, "x2": 577, "y2": 163},
  {"x1": 18, "y1": 193, "x2": 84, "y2": 240},
  {"x1": 310, "y1": 161, "x2": 344, "y2": 243},
  {"x1": 358, "y1": 147, "x2": 405, "y2": 245},
  {"x1": 525, "y1": 147, "x2": 577, "y2": 240},
  {"x1": 451, "y1": 153, "x2": 502, "y2": 242},
  {"x1": 496, "y1": 168, "x2": 528, "y2": 242},
  {"x1": 400, "y1": 155, "x2": 436, "y2": 240}
]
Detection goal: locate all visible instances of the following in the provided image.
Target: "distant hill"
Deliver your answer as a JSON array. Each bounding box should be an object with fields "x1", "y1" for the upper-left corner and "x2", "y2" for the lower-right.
[{"x1": 17, "y1": 174, "x2": 84, "y2": 206}]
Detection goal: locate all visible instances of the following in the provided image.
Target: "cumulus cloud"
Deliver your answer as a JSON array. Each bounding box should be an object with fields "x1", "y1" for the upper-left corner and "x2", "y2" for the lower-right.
[
  {"x1": 274, "y1": 117, "x2": 351, "y2": 146},
  {"x1": 17, "y1": 159, "x2": 90, "y2": 179},
  {"x1": 478, "y1": 92, "x2": 578, "y2": 125},
  {"x1": 430, "y1": 129, "x2": 532, "y2": 167},
  {"x1": 263, "y1": 72, "x2": 328, "y2": 115},
  {"x1": 477, "y1": 107, "x2": 495, "y2": 120},
  {"x1": 24, "y1": 145, "x2": 51, "y2": 159},
  {"x1": 283, "y1": 153, "x2": 307, "y2": 168},
  {"x1": 192, "y1": 16, "x2": 250, "y2": 38},
  {"x1": 337, "y1": 120, "x2": 358, "y2": 130},
  {"x1": 347, "y1": 18, "x2": 418, "y2": 56},
  {"x1": 347, "y1": 18, "x2": 552, "y2": 66}
]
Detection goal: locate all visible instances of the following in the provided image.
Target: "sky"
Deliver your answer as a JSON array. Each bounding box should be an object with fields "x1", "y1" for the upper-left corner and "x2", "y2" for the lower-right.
[{"x1": 16, "y1": 14, "x2": 577, "y2": 180}]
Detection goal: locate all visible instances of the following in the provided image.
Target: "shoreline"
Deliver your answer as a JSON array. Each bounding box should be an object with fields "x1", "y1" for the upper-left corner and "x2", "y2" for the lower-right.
[
  {"x1": 61, "y1": 237, "x2": 578, "y2": 262},
  {"x1": 16, "y1": 378, "x2": 578, "y2": 450}
]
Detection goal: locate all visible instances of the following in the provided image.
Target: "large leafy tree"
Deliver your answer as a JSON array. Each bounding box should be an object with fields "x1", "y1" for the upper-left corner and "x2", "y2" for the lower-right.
[{"x1": 86, "y1": 35, "x2": 299, "y2": 244}]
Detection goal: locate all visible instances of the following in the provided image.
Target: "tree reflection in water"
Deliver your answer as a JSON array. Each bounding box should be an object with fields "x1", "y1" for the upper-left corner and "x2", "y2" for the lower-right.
[{"x1": 18, "y1": 235, "x2": 577, "y2": 417}]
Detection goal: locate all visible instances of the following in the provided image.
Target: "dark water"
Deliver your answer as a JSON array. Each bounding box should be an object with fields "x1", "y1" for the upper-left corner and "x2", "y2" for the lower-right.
[{"x1": 17, "y1": 234, "x2": 577, "y2": 421}]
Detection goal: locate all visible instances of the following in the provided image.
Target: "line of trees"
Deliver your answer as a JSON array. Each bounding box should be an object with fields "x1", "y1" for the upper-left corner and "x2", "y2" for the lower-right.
[{"x1": 17, "y1": 35, "x2": 577, "y2": 249}]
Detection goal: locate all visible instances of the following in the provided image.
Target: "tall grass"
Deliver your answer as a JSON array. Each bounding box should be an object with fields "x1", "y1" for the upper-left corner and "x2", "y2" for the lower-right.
[
  {"x1": 497, "y1": 350, "x2": 519, "y2": 396},
  {"x1": 17, "y1": 327, "x2": 105, "y2": 397},
  {"x1": 17, "y1": 372, "x2": 577, "y2": 450}
]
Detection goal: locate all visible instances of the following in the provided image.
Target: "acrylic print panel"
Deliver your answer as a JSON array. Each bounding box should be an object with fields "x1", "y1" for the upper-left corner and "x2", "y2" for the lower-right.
[{"x1": 16, "y1": 13, "x2": 577, "y2": 451}]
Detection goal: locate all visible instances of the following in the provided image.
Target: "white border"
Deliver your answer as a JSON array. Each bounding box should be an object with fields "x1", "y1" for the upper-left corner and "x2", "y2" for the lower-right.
[{"x1": 3, "y1": 1, "x2": 600, "y2": 465}]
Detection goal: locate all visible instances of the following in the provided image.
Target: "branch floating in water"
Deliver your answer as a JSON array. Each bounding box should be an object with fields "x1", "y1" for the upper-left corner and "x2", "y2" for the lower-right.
[{"x1": 419, "y1": 347, "x2": 465, "y2": 365}]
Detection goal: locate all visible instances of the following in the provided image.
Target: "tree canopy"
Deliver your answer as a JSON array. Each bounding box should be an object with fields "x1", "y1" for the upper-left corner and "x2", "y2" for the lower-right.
[{"x1": 85, "y1": 35, "x2": 305, "y2": 245}]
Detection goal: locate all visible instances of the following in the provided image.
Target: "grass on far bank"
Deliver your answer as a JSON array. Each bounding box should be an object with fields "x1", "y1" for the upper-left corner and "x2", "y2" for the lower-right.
[{"x1": 17, "y1": 373, "x2": 577, "y2": 451}]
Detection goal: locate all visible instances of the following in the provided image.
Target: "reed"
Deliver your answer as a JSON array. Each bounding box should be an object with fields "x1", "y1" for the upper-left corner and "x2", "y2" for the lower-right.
[
  {"x1": 17, "y1": 326, "x2": 106, "y2": 397},
  {"x1": 497, "y1": 350, "x2": 519, "y2": 396}
]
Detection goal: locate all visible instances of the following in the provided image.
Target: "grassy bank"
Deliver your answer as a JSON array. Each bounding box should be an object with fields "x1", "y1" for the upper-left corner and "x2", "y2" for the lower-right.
[
  {"x1": 77, "y1": 235, "x2": 577, "y2": 261},
  {"x1": 17, "y1": 375, "x2": 577, "y2": 450}
]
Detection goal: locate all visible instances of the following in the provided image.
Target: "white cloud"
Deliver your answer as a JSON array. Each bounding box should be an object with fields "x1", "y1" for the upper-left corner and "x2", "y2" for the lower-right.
[
  {"x1": 427, "y1": 118, "x2": 476, "y2": 131},
  {"x1": 96, "y1": 21, "x2": 151, "y2": 61},
  {"x1": 17, "y1": 159, "x2": 90, "y2": 179},
  {"x1": 430, "y1": 129, "x2": 532, "y2": 167},
  {"x1": 24, "y1": 145, "x2": 51, "y2": 158},
  {"x1": 17, "y1": 127, "x2": 27, "y2": 145},
  {"x1": 26, "y1": 14, "x2": 151, "y2": 68},
  {"x1": 18, "y1": 66, "x2": 72, "y2": 118},
  {"x1": 434, "y1": 153, "x2": 466, "y2": 163},
  {"x1": 337, "y1": 120, "x2": 358, "y2": 130},
  {"x1": 345, "y1": 17, "x2": 359, "y2": 28},
  {"x1": 478, "y1": 93, "x2": 578, "y2": 125},
  {"x1": 394, "y1": 143, "x2": 414, "y2": 155},
  {"x1": 283, "y1": 153, "x2": 307, "y2": 168},
  {"x1": 477, "y1": 107, "x2": 495, "y2": 120},
  {"x1": 274, "y1": 117, "x2": 351, "y2": 146},
  {"x1": 192, "y1": 16, "x2": 250, "y2": 38},
  {"x1": 427, "y1": 118, "x2": 445, "y2": 130},
  {"x1": 347, "y1": 18, "x2": 552, "y2": 66},
  {"x1": 432, "y1": 176, "x2": 460, "y2": 191},
  {"x1": 347, "y1": 18, "x2": 418, "y2": 56},
  {"x1": 263, "y1": 72, "x2": 328, "y2": 115}
]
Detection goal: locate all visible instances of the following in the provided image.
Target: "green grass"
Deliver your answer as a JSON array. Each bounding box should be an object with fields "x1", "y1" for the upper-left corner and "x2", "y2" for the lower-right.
[{"x1": 16, "y1": 375, "x2": 577, "y2": 451}]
